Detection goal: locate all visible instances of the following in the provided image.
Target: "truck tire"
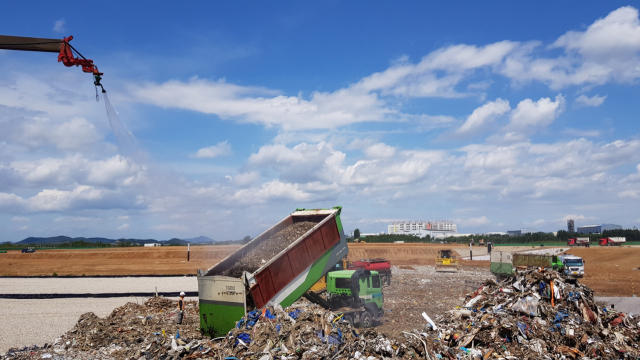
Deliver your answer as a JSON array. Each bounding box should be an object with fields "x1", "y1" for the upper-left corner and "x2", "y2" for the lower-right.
[
  {"x1": 343, "y1": 314, "x2": 354, "y2": 327},
  {"x1": 359, "y1": 311, "x2": 372, "y2": 328}
]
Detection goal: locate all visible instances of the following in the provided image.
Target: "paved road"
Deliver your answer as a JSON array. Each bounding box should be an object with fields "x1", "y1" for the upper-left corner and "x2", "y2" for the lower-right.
[
  {"x1": 595, "y1": 297, "x2": 640, "y2": 314},
  {"x1": 0, "y1": 276, "x2": 197, "y2": 294}
]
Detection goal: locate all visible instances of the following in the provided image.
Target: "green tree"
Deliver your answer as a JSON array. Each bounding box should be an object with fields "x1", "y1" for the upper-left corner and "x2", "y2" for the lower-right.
[
  {"x1": 354, "y1": 229, "x2": 361, "y2": 239},
  {"x1": 242, "y1": 236, "x2": 251, "y2": 244}
]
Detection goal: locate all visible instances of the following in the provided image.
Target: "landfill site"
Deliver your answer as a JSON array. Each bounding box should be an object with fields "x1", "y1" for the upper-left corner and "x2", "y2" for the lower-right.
[{"x1": 2, "y1": 208, "x2": 640, "y2": 359}]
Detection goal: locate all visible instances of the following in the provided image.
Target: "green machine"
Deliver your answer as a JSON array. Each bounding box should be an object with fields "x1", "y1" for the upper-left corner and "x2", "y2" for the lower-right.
[
  {"x1": 198, "y1": 207, "x2": 349, "y2": 336},
  {"x1": 491, "y1": 251, "x2": 565, "y2": 279},
  {"x1": 322, "y1": 269, "x2": 384, "y2": 328}
]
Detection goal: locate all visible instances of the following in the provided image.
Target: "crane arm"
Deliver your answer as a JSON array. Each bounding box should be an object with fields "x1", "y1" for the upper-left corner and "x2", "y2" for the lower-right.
[{"x1": 0, "y1": 34, "x2": 104, "y2": 91}]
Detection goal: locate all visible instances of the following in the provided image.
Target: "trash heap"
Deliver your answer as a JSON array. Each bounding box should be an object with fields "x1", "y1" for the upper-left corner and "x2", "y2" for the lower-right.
[
  {"x1": 4, "y1": 270, "x2": 640, "y2": 360},
  {"x1": 2, "y1": 297, "x2": 207, "y2": 360},
  {"x1": 427, "y1": 269, "x2": 640, "y2": 359}
]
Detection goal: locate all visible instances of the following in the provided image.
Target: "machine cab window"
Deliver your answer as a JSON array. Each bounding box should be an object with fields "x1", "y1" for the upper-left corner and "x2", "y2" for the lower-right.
[{"x1": 372, "y1": 275, "x2": 381, "y2": 288}]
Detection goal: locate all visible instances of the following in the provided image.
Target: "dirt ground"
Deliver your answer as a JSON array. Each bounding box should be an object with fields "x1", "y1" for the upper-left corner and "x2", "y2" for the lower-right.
[
  {"x1": 375, "y1": 265, "x2": 492, "y2": 336},
  {"x1": 1, "y1": 243, "x2": 637, "y2": 297},
  {"x1": 0, "y1": 246, "x2": 240, "y2": 276},
  {"x1": 562, "y1": 246, "x2": 640, "y2": 297}
]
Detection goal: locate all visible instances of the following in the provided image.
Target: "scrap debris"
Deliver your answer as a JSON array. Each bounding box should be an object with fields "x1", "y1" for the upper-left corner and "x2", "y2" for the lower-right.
[{"x1": 3, "y1": 270, "x2": 639, "y2": 359}]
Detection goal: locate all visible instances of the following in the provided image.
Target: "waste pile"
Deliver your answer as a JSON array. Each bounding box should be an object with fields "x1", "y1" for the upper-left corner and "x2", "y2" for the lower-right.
[
  {"x1": 4, "y1": 269, "x2": 639, "y2": 359},
  {"x1": 2, "y1": 297, "x2": 206, "y2": 359},
  {"x1": 427, "y1": 269, "x2": 640, "y2": 359},
  {"x1": 222, "y1": 221, "x2": 316, "y2": 277}
]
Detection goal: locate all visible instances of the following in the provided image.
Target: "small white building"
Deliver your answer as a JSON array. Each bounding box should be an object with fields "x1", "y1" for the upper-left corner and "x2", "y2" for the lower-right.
[{"x1": 144, "y1": 243, "x2": 162, "y2": 247}]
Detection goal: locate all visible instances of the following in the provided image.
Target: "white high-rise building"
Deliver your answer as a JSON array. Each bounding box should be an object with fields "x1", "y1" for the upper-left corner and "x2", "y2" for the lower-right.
[{"x1": 387, "y1": 220, "x2": 457, "y2": 237}]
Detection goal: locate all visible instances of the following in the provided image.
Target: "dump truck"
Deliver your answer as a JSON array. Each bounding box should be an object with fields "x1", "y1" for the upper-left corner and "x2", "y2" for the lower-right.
[
  {"x1": 435, "y1": 249, "x2": 459, "y2": 272},
  {"x1": 558, "y1": 254, "x2": 585, "y2": 278},
  {"x1": 349, "y1": 259, "x2": 391, "y2": 286},
  {"x1": 198, "y1": 206, "x2": 382, "y2": 336},
  {"x1": 305, "y1": 269, "x2": 384, "y2": 328},
  {"x1": 490, "y1": 251, "x2": 564, "y2": 279},
  {"x1": 599, "y1": 237, "x2": 626, "y2": 246},
  {"x1": 567, "y1": 237, "x2": 589, "y2": 247}
]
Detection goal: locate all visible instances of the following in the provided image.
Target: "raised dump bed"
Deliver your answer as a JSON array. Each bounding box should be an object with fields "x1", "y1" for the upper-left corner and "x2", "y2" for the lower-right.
[{"x1": 198, "y1": 206, "x2": 348, "y2": 336}]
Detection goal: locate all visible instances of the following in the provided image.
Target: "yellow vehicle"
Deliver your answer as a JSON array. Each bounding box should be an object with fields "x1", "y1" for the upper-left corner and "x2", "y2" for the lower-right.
[
  {"x1": 435, "y1": 249, "x2": 459, "y2": 272},
  {"x1": 310, "y1": 258, "x2": 352, "y2": 292}
]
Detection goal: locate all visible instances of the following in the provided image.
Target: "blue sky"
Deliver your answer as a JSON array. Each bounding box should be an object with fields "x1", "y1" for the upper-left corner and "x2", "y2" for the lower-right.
[{"x1": 1, "y1": 2, "x2": 640, "y2": 241}]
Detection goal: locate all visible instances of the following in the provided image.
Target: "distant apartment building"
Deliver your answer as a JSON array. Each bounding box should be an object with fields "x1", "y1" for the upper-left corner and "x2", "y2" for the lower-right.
[
  {"x1": 577, "y1": 223, "x2": 622, "y2": 234},
  {"x1": 388, "y1": 220, "x2": 457, "y2": 237}
]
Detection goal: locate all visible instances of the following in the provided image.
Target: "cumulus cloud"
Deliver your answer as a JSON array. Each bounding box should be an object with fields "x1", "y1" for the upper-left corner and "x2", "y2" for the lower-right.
[
  {"x1": 363, "y1": 143, "x2": 396, "y2": 158},
  {"x1": 575, "y1": 94, "x2": 607, "y2": 107},
  {"x1": 456, "y1": 98, "x2": 510, "y2": 135},
  {"x1": 505, "y1": 95, "x2": 565, "y2": 134},
  {"x1": 117, "y1": 223, "x2": 129, "y2": 230},
  {"x1": 192, "y1": 141, "x2": 233, "y2": 158}
]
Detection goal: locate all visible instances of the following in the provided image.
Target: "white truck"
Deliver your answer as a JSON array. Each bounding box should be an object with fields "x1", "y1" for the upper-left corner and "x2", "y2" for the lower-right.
[{"x1": 558, "y1": 254, "x2": 585, "y2": 278}]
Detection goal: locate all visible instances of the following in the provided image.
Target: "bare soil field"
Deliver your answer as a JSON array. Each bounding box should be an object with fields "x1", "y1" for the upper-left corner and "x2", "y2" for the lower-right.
[
  {"x1": 0, "y1": 246, "x2": 240, "y2": 276},
  {"x1": 2, "y1": 243, "x2": 637, "y2": 297},
  {"x1": 563, "y1": 246, "x2": 640, "y2": 297}
]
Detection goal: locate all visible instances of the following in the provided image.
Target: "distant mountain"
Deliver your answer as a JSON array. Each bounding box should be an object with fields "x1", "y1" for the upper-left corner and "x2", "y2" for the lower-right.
[
  {"x1": 17, "y1": 236, "x2": 116, "y2": 244},
  {"x1": 182, "y1": 235, "x2": 215, "y2": 243}
]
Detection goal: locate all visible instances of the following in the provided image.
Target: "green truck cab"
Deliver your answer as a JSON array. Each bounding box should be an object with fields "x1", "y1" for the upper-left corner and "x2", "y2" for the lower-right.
[{"x1": 323, "y1": 269, "x2": 384, "y2": 327}]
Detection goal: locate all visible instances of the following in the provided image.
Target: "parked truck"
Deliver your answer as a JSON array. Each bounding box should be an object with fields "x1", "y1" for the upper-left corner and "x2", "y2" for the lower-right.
[
  {"x1": 558, "y1": 254, "x2": 585, "y2": 278},
  {"x1": 197, "y1": 207, "x2": 383, "y2": 336},
  {"x1": 599, "y1": 237, "x2": 626, "y2": 246},
  {"x1": 490, "y1": 251, "x2": 564, "y2": 278},
  {"x1": 349, "y1": 259, "x2": 391, "y2": 286},
  {"x1": 567, "y1": 237, "x2": 590, "y2": 247}
]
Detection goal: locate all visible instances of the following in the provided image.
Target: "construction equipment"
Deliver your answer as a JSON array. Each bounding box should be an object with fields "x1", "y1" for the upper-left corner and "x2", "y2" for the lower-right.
[
  {"x1": 479, "y1": 239, "x2": 485, "y2": 246},
  {"x1": 309, "y1": 257, "x2": 351, "y2": 292},
  {"x1": 197, "y1": 207, "x2": 351, "y2": 336},
  {"x1": 21, "y1": 247, "x2": 35, "y2": 253},
  {"x1": 435, "y1": 249, "x2": 459, "y2": 272},
  {"x1": 350, "y1": 258, "x2": 391, "y2": 286},
  {"x1": 567, "y1": 237, "x2": 590, "y2": 247},
  {"x1": 599, "y1": 237, "x2": 626, "y2": 246},
  {"x1": 0, "y1": 35, "x2": 105, "y2": 96},
  {"x1": 305, "y1": 269, "x2": 383, "y2": 328}
]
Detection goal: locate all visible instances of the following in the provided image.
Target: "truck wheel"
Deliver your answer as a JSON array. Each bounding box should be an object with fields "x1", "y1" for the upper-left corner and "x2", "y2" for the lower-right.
[
  {"x1": 360, "y1": 311, "x2": 372, "y2": 328},
  {"x1": 343, "y1": 314, "x2": 354, "y2": 327}
]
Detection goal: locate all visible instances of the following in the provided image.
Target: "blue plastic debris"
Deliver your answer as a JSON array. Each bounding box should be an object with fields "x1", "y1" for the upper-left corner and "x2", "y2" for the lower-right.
[
  {"x1": 234, "y1": 333, "x2": 251, "y2": 347},
  {"x1": 288, "y1": 309, "x2": 303, "y2": 319},
  {"x1": 275, "y1": 323, "x2": 282, "y2": 333},
  {"x1": 264, "y1": 309, "x2": 276, "y2": 320}
]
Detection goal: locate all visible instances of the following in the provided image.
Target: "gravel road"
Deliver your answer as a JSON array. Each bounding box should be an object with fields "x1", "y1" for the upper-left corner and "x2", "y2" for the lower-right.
[{"x1": 0, "y1": 276, "x2": 197, "y2": 294}]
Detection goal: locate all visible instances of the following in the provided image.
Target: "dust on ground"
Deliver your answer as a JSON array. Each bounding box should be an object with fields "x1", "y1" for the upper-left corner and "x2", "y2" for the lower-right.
[
  {"x1": 222, "y1": 222, "x2": 316, "y2": 277},
  {"x1": 375, "y1": 265, "x2": 493, "y2": 336}
]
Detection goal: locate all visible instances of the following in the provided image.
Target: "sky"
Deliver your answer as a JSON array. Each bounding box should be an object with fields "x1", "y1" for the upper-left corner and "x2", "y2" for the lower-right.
[{"x1": 1, "y1": 2, "x2": 640, "y2": 241}]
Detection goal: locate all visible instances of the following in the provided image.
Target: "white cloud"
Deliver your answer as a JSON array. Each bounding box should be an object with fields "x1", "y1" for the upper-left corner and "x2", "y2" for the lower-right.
[
  {"x1": 53, "y1": 216, "x2": 94, "y2": 223},
  {"x1": 456, "y1": 98, "x2": 510, "y2": 135},
  {"x1": 118, "y1": 215, "x2": 130, "y2": 220},
  {"x1": 192, "y1": 141, "x2": 233, "y2": 158},
  {"x1": 233, "y1": 180, "x2": 311, "y2": 204},
  {"x1": 11, "y1": 216, "x2": 29, "y2": 222},
  {"x1": 363, "y1": 143, "x2": 396, "y2": 158},
  {"x1": 505, "y1": 95, "x2": 565, "y2": 133},
  {"x1": 117, "y1": 223, "x2": 129, "y2": 230},
  {"x1": 575, "y1": 94, "x2": 607, "y2": 107},
  {"x1": 53, "y1": 19, "x2": 65, "y2": 33},
  {"x1": 564, "y1": 128, "x2": 601, "y2": 137}
]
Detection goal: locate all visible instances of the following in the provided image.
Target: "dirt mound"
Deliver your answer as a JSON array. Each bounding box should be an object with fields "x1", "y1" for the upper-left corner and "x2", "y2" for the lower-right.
[
  {"x1": 222, "y1": 222, "x2": 316, "y2": 277},
  {"x1": 348, "y1": 244, "x2": 463, "y2": 265}
]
